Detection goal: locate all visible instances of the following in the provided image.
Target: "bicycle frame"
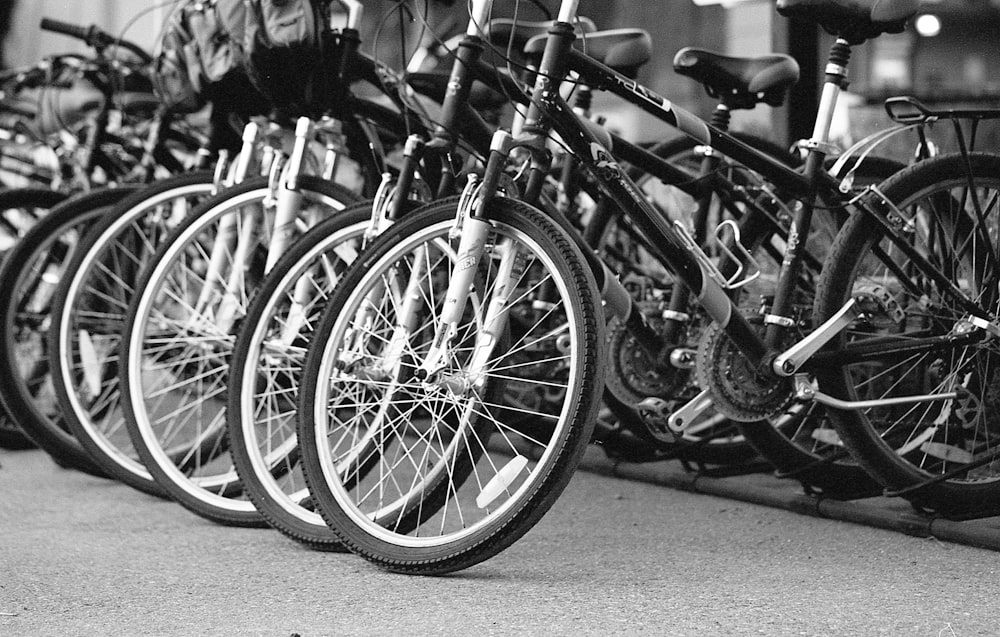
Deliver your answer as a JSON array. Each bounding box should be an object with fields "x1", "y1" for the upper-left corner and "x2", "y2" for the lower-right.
[
  {"x1": 561, "y1": 2, "x2": 1000, "y2": 405},
  {"x1": 420, "y1": 0, "x2": 990, "y2": 417}
]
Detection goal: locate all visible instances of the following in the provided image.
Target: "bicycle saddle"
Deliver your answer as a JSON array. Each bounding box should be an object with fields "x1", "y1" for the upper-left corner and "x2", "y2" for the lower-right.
[
  {"x1": 524, "y1": 28, "x2": 653, "y2": 79},
  {"x1": 405, "y1": 72, "x2": 509, "y2": 111},
  {"x1": 673, "y1": 48, "x2": 800, "y2": 110},
  {"x1": 776, "y1": 0, "x2": 919, "y2": 44},
  {"x1": 484, "y1": 17, "x2": 597, "y2": 53}
]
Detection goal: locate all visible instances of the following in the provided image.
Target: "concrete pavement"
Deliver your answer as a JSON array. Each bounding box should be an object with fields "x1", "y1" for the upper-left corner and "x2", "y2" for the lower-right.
[{"x1": 2, "y1": 447, "x2": 999, "y2": 636}]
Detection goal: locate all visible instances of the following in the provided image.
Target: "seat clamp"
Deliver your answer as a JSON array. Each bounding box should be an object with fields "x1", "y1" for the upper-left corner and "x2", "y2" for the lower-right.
[
  {"x1": 763, "y1": 313, "x2": 795, "y2": 328},
  {"x1": 825, "y1": 62, "x2": 847, "y2": 77}
]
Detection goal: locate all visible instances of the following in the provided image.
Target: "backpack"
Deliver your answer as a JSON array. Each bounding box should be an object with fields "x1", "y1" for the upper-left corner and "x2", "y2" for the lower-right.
[
  {"x1": 152, "y1": 0, "x2": 247, "y2": 113},
  {"x1": 240, "y1": 0, "x2": 330, "y2": 116}
]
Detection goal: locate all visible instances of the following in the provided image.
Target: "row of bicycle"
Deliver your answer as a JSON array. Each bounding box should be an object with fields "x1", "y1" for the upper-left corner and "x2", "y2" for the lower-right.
[{"x1": 4, "y1": 0, "x2": 1000, "y2": 575}]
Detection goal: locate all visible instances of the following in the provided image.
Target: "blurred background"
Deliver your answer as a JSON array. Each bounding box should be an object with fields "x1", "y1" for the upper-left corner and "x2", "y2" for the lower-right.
[{"x1": 3, "y1": 0, "x2": 998, "y2": 157}]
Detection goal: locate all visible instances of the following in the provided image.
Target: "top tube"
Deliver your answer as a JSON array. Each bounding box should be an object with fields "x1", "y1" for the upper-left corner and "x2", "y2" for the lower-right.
[{"x1": 565, "y1": 48, "x2": 813, "y2": 198}]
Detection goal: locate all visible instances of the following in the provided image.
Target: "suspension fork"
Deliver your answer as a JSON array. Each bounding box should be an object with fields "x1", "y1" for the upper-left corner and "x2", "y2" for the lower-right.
[
  {"x1": 211, "y1": 117, "x2": 318, "y2": 334},
  {"x1": 194, "y1": 121, "x2": 263, "y2": 321},
  {"x1": 324, "y1": 136, "x2": 434, "y2": 356},
  {"x1": 272, "y1": 117, "x2": 354, "y2": 344},
  {"x1": 267, "y1": 116, "x2": 316, "y2": 273},
  {"x1": 413, "y1": 133, "x2": 514, "y2": 380}
]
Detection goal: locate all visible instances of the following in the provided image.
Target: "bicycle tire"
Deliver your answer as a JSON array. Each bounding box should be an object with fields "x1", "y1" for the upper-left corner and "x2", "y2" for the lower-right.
[
  {"x1": 0, "y1": 186, "x2": 139, "y2": 474},
  {"x1": 119, "y1": 176, "x2": 357, "y2": 526},
  {"x1": 0, "y1": 186, "x2": 67, "y2": 252},
  {"x1": 49, "y1": 172, "x2": 219, "y2": 496},
  {"x1": 228, "y1": 203, "x2": 372, "y2": 550},
  {"x1": 815, "y1": 152, "x2": 1000, "y2": 517},
  {"x1": 297, "y1": 198, "x2": 604, "y2": 574},
  {"x1": 0, "y1": 187, "x2": 68, "y2": 449}
]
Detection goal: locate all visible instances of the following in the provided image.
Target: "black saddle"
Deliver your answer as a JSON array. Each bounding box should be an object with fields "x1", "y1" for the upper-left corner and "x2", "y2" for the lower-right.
[
  {"x1": 673, "y1": 48, "x2": 799, "y2": 110},
  {"x1": 524, "y1": 28, "x2": 653, "y2": 78},
  {"x1": 777, "y1": 0, "x2": 919, "y2": 44}
]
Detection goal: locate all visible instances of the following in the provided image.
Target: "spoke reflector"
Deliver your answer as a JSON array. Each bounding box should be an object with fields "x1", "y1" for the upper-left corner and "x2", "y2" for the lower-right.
[
  {"x1": 810, "y1": 427, "x2": 843, "y2": 446},
  {"x1": 78, "y1": 329, "x2": 102, "y2": 399},
  {"x1": 920, "y1": 442, "x2": 974, "y2": 464},
  {"x1": 476, "y1": 455, "x2": 528, "y2": 509},
  {"x1": 895, "y1": 426, "x2": 937, "y2": 456}
]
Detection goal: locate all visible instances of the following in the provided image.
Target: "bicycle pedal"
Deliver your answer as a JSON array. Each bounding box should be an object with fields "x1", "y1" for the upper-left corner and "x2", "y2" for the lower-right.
[{"x1": 635, "y1": 397, "x2": 677, "y2": 444}]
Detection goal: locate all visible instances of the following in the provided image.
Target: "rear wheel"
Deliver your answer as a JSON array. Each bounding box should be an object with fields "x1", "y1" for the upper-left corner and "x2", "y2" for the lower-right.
[{"x1": 815, "y1": 152, "x2": 1000, "y2": 517}]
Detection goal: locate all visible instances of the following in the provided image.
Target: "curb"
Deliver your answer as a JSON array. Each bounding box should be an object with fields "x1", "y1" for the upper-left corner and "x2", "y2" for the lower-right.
[{"x1": 577, "y1": 446, "x2": 1000, "y2": 551}]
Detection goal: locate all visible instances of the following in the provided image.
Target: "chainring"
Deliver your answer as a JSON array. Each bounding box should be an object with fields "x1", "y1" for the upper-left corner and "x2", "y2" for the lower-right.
[
  {"x1": 696, "y1": 320, "x2": 794, "y2": 422},
  {"x1": 605, "y1": 307, "x2": 690, "y2": 408}
]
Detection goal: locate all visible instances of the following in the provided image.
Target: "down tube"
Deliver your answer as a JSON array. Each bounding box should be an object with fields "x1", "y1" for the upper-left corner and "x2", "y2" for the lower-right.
[{"x1": 544, "y1": 99, "x2": 768, "y2": 363}]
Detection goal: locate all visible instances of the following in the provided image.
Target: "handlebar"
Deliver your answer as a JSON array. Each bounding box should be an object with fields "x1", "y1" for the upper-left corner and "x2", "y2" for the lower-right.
[
  {"x1": 40, "y1": 18, "x2": 153, "y2": 65},
  {"x1": 40, "y1": 17, "x2": 91, "y2": 42}
]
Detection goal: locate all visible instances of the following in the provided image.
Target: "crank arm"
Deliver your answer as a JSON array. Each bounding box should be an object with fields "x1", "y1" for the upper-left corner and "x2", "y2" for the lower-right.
[
  {"x1": 666, "y1": 388, "x2": 713, "y2": 433},
  {"x1": 772, "y1": 298, "x2": 859, "y2": 376}
]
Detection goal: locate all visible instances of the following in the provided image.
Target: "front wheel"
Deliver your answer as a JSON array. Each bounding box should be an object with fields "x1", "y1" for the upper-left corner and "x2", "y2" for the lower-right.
[
  {"x1": 228, "y1": 203, "x2": 372, "y2": 549},
  {"x1": 119, "y1": 176, "x2": 357, "y2": 526},
  {"x1": 0, "y1": 187, "x2": 138, "y2": 473},
  {"x1": 50, "y1": 172, "x2": 218, "y2": 496},
  {"x1": 0, "y1": 187, "x2": 69, "y2": 449},
  {"x1": 297, "y1": 198, "x2": 605, "y2": 574}
]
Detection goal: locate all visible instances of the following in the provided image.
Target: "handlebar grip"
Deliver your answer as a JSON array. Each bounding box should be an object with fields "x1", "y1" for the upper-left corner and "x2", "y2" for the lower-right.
[
  {"x1": 40, "y1": 18, "x2": 91, "y2": 41},
  {"x1": 39, "y1": 17, "x2": 153, "y2": 65}
]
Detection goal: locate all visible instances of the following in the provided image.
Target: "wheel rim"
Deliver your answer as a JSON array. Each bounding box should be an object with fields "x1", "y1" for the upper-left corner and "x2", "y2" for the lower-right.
[
  {"x1": 126, "y1": 187, "x2": 347, "y2": 510},
  {"x1": 838, "y1": 171, "x2": 1000, "y2": 484},
  {"x1": 59, "y1": 182, "x2": 215, "y2": 480},
  {"x1": 310, "y1": 218, "x2": 585, "y2": 547},
  {"x1": 239, "y1": 221, "x2": 368, "y2": 523}
]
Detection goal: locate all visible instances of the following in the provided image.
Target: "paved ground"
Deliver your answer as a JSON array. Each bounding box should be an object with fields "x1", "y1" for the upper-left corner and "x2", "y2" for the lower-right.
[{"x1": 2, "y1": 447, "x2": 999, "y2": 636}]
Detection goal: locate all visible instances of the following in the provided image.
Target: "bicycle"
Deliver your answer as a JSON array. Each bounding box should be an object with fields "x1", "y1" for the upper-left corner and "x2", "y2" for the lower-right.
[
  {"x1": 292, "y1": 0, "x2": 922, "y2": 573},
  {"x1": 220, "y1": 0, "x2": 818, "y2": 550},
  {"x1": 111, "y1": 0, "x2": 464, "y2": 525},
  {"x1": 40, "y1": 0, "x2": 412, "y2": 493},
  {"x1": 0, "y1": 18, "x2": 199, "y2": 192},
  {"x1": 0, "y1": 14, "x2": 229, "y2": 464}
]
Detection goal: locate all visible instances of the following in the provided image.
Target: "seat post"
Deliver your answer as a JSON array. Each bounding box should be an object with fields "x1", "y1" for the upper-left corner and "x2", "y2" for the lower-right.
[{"x1": 808, "y1": 38, "x2": 851, "y2": 154}]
